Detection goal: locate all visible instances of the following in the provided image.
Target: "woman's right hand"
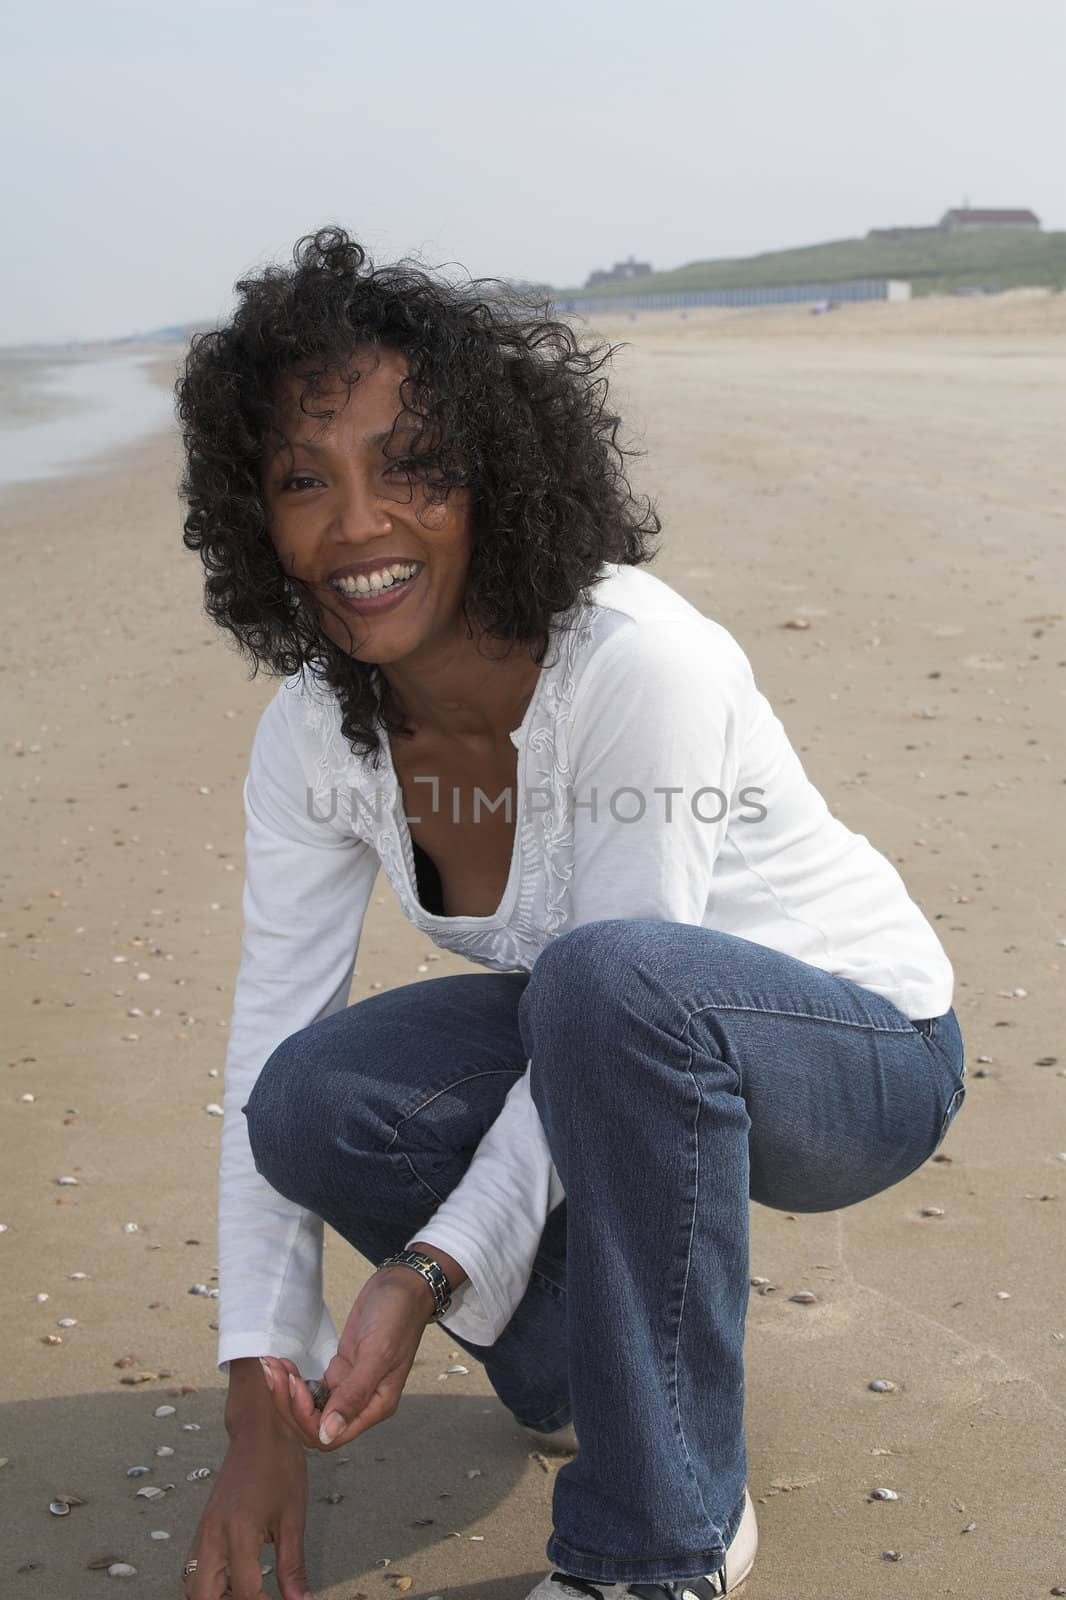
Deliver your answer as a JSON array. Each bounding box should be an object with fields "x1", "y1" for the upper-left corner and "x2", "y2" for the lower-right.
[{"x1": 183, "y1": 1362, "x2": 312, "y2": 1600}]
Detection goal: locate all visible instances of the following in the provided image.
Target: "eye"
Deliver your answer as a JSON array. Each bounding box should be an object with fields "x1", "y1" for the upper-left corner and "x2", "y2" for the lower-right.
[{"x1": 280, "y1": 473, "x2": 323, "y2": 492}]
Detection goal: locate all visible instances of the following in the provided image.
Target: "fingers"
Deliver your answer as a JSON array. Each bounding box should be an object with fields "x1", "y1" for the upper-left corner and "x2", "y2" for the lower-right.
[
  {"x1": 275, "y1": 1517, "x2": 313, "y2": 1600},
  {"x1": 289, "y1": 1363, "x2": 334, "y2": 1446},
  {"x1": 259, "y1": 1357, "x2": 319, "y2": 1450},
  {"x1": 260, "y1": 1354, "x2": 402, "y2": 1454},
  {"x1": 184, "y1": 1531, "x2": 231, "y2": 1600},
  {"x1": 226, "y1": 1550, "x2": 270, "y2": 1600},
  {"x1": 184, "y1": 1528, "x2": 269, "y2": 1600},
  {"x1": 316, "y1": 1369, "x2": 369, "y2": 1446},
  {"x1": 225, "y1": 1539, "x2": 272, "y2": 1600},
  {"x1": 317, "y1": 1377, "x2": 399, "y2": 1450},
  {"x1": 321, "y1": 1352, "x2": 352, "y2": 1393}
]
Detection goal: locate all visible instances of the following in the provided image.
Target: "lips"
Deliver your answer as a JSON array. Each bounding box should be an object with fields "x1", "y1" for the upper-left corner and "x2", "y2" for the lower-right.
[
  {"x1": 327, "y1": 562, "x2": 422, "y2": 613},
  {"x1": 327, "y1": 557, "x2": 424, "y2": 584}
]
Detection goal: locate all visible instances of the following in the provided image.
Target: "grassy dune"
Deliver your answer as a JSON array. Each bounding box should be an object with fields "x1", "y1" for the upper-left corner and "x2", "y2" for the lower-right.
[{"x1": 562, "y1": 229, "x2": 1066, "y2": 300}]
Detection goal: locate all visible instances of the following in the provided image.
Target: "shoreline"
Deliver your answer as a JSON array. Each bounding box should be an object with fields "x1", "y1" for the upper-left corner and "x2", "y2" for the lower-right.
[{"x1": 0, "y1": 345, "x2": 180, "y2": 497}]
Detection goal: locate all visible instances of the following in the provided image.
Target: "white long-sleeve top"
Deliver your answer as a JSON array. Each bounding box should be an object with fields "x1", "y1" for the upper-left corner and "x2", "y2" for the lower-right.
[{"x1": 217, "y1": 563, "x2": 954, "y2": 1376}]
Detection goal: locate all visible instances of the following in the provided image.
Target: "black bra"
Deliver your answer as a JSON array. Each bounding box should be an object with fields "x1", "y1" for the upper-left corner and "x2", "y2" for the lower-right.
[{"x1": 411, "y1": 838, "x2": 446, "y2": 918}]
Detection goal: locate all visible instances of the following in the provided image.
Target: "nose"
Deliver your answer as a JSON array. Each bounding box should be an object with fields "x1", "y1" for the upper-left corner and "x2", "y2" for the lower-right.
[{"x1": 330, "y1": 466, "x2": 395, "y2": 542}]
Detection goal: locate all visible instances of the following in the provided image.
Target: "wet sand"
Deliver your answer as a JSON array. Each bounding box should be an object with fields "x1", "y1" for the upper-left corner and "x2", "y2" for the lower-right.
[
  {"x1": 0, "y1": 346, "x2": 178, "y2": 487},
  {"x1": 2, "y1": 291, "x2": 1064, "y2": 1597}
]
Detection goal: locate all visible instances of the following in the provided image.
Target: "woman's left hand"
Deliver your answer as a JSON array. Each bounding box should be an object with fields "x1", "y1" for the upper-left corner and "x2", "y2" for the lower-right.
[{"x1": 258, "y1": 1267, "x2": 437, "y2": 1452}]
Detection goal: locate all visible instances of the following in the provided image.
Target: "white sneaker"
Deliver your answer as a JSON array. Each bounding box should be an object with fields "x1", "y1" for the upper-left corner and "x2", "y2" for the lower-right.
[
  {"x1": 522, "y1": 1488, "x2": 757, "y2": 1600},
  {"x1": 525, "y1": 1420, "x2": 580, "y2": 1455}
]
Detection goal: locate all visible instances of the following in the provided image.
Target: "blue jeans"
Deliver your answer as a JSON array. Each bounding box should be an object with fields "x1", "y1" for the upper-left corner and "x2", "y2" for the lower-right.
[{"x1": 244, "y1": 919, "x2": 966, "y2": 1584}]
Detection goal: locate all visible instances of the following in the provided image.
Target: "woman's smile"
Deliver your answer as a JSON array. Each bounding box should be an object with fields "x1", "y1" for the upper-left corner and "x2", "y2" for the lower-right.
[
  {"x1": 327, "y1": 556, "x2": 425, "y2": 613},
  {"x1": 262, "y1": 347, "x2": 472, "y2": 665}
]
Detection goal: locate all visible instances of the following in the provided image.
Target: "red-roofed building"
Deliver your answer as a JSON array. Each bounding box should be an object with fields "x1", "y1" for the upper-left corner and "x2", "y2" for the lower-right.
[{"x1": 939, "y1": 208, "x2": 1041, "y2": 232}]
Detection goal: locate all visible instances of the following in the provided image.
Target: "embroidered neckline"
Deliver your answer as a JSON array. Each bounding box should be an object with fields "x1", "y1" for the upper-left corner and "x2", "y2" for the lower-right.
[
  {"x1": 380, "y1": 656, "x2": 551, "y2": 927},
  {"x1": 296, "y1": 596, "x2": 601, "y2": 965}
]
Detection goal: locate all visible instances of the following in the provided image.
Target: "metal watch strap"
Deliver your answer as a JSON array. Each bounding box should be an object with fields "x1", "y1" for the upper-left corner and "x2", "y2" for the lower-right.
[{"x1": 378, "y1": 1249, "x2": 453, "y2": 1319}]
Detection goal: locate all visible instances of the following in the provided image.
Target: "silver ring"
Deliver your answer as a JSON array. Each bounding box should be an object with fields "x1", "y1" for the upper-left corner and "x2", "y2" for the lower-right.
[{"x1": 182, "y1": 1559, "x2": 198, "y2": 1577}]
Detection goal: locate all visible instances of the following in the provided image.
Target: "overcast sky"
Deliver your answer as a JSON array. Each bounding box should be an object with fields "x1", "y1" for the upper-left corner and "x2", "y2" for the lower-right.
[{"x1": 1, "y1": 0, "x2": 1062, "y2": 345}]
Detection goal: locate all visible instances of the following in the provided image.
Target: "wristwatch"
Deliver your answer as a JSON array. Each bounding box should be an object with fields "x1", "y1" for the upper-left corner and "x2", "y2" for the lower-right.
[{"x1": 378, "y1": 1248, "x2": 453, "y2": 1320}]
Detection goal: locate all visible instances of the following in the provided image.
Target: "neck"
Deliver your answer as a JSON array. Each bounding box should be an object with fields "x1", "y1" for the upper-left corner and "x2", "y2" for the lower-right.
[{"x1": 379, "y1": 632, "x2": 543, "y2": 742}]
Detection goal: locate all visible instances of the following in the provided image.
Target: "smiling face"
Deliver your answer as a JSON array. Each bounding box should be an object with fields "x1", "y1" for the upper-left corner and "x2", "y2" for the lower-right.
[{"x1": 260, "y1": 345, "x2": 474, "y2": 666}]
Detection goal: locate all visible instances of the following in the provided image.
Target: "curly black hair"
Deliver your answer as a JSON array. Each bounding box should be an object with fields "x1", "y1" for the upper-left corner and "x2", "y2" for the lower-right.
[{"x1": 176, "y1": 225, "x2": 661, "y2": 768}]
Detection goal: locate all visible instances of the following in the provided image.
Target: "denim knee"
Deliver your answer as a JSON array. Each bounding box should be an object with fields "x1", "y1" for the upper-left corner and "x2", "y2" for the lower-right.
[
  {"x1": 242, "y1": 1029, "x2": 320, "y2": 1198},
  {"x1": 521, "y1": 919, "x2": 628, "y2": 1029},
  {"x1": 520, "y1": 918, "x2": 673, "y2": 1053}
]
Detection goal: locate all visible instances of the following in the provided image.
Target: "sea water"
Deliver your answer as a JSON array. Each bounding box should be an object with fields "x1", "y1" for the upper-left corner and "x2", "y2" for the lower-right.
[{"x1": 0, "y1": 350, "x2": 177, "y2": 494}]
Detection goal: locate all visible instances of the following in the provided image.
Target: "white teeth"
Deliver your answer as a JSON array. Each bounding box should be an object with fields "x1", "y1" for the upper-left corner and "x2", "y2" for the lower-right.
[{"x1": 334, "y1": 562, "x2": 417, "y2": 597}]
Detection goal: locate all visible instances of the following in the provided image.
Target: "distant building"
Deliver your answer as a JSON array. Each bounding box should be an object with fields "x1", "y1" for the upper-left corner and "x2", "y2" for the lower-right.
[
  {"x1": 584, "y1": 255, "x2": 653, "y2": 289},
  {"x1": 938, "y1": 208, "x2": 1040, "y2": 232},
  {"x1": 868, "y1": 208, "x2": 1041, "y2": 240}
]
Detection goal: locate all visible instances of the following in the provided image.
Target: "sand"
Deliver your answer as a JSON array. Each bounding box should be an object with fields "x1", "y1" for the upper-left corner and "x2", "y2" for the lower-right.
[{"x1": 2, "y1": 290, "x2": 1064, "y2": 1598}]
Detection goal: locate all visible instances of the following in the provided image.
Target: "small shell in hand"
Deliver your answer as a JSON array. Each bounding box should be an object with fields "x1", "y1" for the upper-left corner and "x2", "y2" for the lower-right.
[{"x1": 305, "y1": 1378, "x2": 330, "y2": 1412}]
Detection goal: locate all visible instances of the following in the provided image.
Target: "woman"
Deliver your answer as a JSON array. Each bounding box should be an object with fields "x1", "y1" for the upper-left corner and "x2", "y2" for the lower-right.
[{"x1": 175, "y1": 227, "x2": 966, "y2": 1600}]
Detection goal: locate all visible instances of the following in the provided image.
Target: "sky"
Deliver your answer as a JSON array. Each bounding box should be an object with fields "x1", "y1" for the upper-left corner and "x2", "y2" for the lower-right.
[{"x1": 1, "y1": 0, "x2": 1062, "y2": 346}]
